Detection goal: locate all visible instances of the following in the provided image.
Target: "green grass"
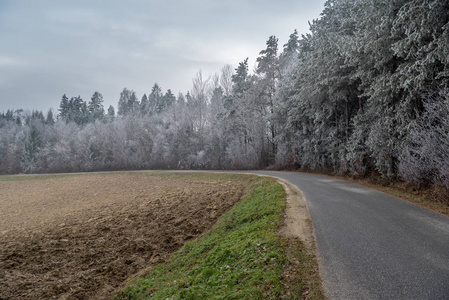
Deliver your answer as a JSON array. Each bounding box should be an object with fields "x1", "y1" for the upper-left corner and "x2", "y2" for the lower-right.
[
  {"x1": 115, "y1": 174, "x2": 324, "y2": 299},
  {"x1": 0, "y1": 174, "x2": 82, "y2": 182}
]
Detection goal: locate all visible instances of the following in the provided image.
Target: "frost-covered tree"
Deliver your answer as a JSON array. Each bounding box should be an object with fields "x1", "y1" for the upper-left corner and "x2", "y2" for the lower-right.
[
  {"x1": 279, "y1": 29, "x2": 300, "y2": 77},
  {"x1": 220, "y1": 64, "x2": 233, "y2": 97},
  {"x1": 140, "y1": 94, "x2": 150, "y2": 115},
  {"x1": 273, "y1": 29, "x2": 303, "y2": 168},
  {"x1": 106, "y1": 105, "x2": 115, "y2": 122},
  {"x1": 20, "y1": 121, "x2": 43, "y2": 173},
  {"x1": 148, "y1": 83, "x2": 162, "y2": 116},
  {"x1": 391, "y1": 0, "x2": 449, "y2": 101},
  {"x1": 255, "y1": 35, "x2": 281, "y2": 163},
  {"x1": 159, "y1": 89, "x2": 176, "y2": 114},
  {"x1": 0, "y1": 120, "x2": 22, "y2": 174},
  {"x1": 45, "y1": 109, "x2": 55, "y2": 125},
  {"x1": 342, "y1": 0, "x2": 410, "y2": 176},
  {"x1": 128, "y1": 91, "x2": 140, "y2": 116},
  {"x1": 57, "y1": 95, "x2": 89, "y2": 125},
  {"x1": 224, "y1": 58, "x2": 252, "y2": 167},
  {"x1": 399, "y1": 93, "x2": 449, "y2": 188},
  {"x1": 1, "y1": 0, "x2": 448, "y2": 191},
  {"x1": 118, "y1": 88, "x2": 132, "y2": 116},
  {"x1": 190, "y1": 70, "x2": 210, "y2": 149},
  {"x1": 275, "y1": 0, "x2": 358, "y2": 171},
  {"x1": 58, "y1": 94, "x2": 70, "y2": 120},
  {"x1": 205, "y1": 85, "x2": 228, "y2": 169},
  {"x1": 231, "y1": 58, "x2": 250, "y2": 99}
]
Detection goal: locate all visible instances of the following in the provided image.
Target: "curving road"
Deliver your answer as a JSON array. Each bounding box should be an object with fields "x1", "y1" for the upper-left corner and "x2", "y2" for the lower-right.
[
  {"x1": 250, "y1": 171, "x2": 449, "y2": 300},
  {"x1": 12, "y1": 170, "x2": 449, "y2": 298}
]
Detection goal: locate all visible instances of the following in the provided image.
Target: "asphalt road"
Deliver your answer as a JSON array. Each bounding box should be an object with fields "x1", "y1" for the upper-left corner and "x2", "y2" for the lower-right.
[
  {"x1": 13, "y1": 170, "x2": 448, "y2": 298},
  {"x1": 252, "y1": 171, "x2": 449, "y2": 300}
]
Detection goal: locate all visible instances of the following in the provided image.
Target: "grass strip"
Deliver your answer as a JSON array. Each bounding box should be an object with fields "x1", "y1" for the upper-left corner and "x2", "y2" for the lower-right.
[
  {"x1": 115, "y1": 174, "x2": 324, "y2": 299},
  {"x1": 0, "y1": 174, "x2": 81, "y2": 182}
]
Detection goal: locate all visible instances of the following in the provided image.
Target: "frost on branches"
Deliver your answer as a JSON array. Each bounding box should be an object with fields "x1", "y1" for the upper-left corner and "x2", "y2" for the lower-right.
[{"x1": 1, "y1": 0, "x2": 448, "y2": 190}]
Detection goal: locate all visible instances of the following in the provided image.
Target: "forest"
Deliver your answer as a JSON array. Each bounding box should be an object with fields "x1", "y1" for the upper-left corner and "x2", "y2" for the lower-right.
[{"x1": 1, "y1": 0, "x2": 448, "y2": 189}]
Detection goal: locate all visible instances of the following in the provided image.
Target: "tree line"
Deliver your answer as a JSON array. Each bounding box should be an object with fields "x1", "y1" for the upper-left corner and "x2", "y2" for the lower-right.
[{"x1": 1, "y1": 0, "x2": 448, "y2": 189}]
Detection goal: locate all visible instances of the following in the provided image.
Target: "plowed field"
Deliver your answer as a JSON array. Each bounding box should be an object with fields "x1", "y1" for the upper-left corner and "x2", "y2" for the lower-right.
[{"x1": 0, "y1": 173, "x2": 244, "y2": 299}]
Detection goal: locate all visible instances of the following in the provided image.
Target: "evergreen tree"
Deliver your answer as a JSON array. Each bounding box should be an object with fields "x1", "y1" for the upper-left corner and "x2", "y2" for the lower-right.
[
  {"x1": 1, "y1": 0, "x2": 448, "y2": 189},
  {"x1": 140, "y1": 94, "x2": 149, "y2": 115},
  {"x1": 106, "y1": 105, "x2": 115, "y2": 122},
  {"x1": 14, "y1": 109, "x2": 22, "y2": 125},
  {"x1": 118, "y1": 88, "x2": 132, "y2": 116},
  {"x1": 256, "y1": 35, "x2": 280, "y2": 81},
  {"x1": 149, "y1": 83, "x2": 162, "y2": 116},
  {"x1": 231, "y1": 58, "x2": 250, "y2": 99},
  {"x1": 159, "y1": 89, "x2": 176, "y2": 113},
  {"x1": 279, "y1": 29, "x2": 300, "y2": 76},
  {"x1": 88, "y1": 91, "x2": 105, "y2": 121},
  {"x1": 256, "y1": 35, "x2": 281, "y2": 164},
  {"x1": 5, "y1": 110, "x2": 14, "y2": 122},
  {"x1": 68, "y1": 96, "x2": 88, "y2": 125},
  {"x1": 80, "y1": 100, "x2": 89, "y2": 125},
  {"x1": 26, "y1": 110, "x2": 45, "y2": 125},
  {"x1": 128, "y1": 91, "x2": 140, "y2": 116},
  {"x1": 20, "y1": 122, "x2": 42, "y2": 173},
  {"x1": 45, "y1": 109, "x2": 55, "y2": 125},
  {"x1": 344, "y1": 0, "x2": 410, "y2": 176},
  {"x1": 58, "y1": 94, "x2": 70, "y2": 119}
]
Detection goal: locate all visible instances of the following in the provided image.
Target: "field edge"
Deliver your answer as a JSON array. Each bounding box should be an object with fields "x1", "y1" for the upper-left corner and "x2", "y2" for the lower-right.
[{"x1": 115, "y1": 174, "x2": 325, "y2": 299}]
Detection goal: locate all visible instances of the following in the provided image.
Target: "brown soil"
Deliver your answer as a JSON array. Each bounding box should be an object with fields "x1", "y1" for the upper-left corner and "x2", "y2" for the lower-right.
[{"x1": 0, "y1": 173, "x2": 244, "y2": 299}]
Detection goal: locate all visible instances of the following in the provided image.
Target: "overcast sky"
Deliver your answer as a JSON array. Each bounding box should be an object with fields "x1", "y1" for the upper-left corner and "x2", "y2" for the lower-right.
[{"x1": 0, "y1": 0, "x2": 326, "y2": 111}]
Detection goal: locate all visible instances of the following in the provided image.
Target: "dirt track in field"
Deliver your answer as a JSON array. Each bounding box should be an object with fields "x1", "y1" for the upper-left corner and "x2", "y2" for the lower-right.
[{"x1": 0, "y1": 173, "x2": 244, "y2": 299}]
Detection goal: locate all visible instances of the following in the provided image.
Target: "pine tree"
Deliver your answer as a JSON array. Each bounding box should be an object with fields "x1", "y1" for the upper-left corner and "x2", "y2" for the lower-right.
[
  {"x1": 280, "y1": 29, "x2": 300, "y2": 76},
  {"x1": 128, "y1": 91, "x2": 140, "y2": 116},
  {"x1": 5, "y1": 110, "x2": 14, "y2": 122},
  {"x1": 20, "y1": 123, "x2": 42, "y2": 173},
  {"x1": 155, "y1": 89, "x2": 176, "y2": 114},
  {"x1": 45, "y1": 109, "x2": 55, "y2": 125},
  {"x1": 58, "y1": 94, "x2": 70, "y2": 119},
  {"x1": 148, "y1": 83, "x2": 162, "y2": 116},
  {"x1": 231, "y1": 58, "x2": 250, "y2": 99},
  {"x1": 106, "y1": 105, "x2": 115, "y2": 122},
  {"x1": 256, "y1": 36, "x2": 281, "y2": 164},
  {"x1": 256, "y1": 35, "x2": 280, "y2": 81},
  {"x1": 88, "y1": 91, "x2": 105, "y2": 121},
  {"x1": 68, "y1": 96, "x2": 88, "y2": 125},
  {"x1": 140, "y1": 94, "x2": 149, "y2": 115},
  {"x1": 118, "y1": 88, "x2": 132, "y2": 116}
]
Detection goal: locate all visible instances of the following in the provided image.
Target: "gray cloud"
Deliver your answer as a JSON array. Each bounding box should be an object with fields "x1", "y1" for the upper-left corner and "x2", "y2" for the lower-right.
[{"x1": 0, "y1": 0, "x2": 326, "y2": 111}]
